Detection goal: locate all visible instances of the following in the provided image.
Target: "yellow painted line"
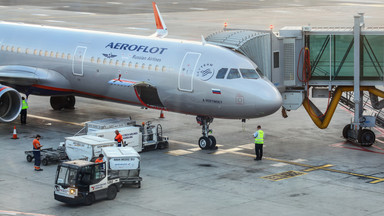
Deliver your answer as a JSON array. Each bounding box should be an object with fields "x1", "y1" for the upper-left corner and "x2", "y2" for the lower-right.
[
  {"x1": 303, "y1": 164, "x2": 334, "y2": 172},
  {"x1": 28, "y1": 114, "x2": 84, "y2": 126},
  {"x1": 167, "y1": 149, "x2": 193, "y2": 156}
]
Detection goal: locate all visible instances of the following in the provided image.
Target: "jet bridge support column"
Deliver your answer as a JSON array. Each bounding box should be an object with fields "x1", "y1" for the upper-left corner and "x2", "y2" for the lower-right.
[{"x1": 352, "y1": 15, "x2": 362, "y2": 134}]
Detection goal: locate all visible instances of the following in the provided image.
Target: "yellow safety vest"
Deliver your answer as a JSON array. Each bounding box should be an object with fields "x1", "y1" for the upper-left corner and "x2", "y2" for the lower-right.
[
  {"x1": 22, "y1": 100, "x2": 29, "y2": 110},
  {"x1": 255, "y1": 130, "x2": 264, "y2": 144}
]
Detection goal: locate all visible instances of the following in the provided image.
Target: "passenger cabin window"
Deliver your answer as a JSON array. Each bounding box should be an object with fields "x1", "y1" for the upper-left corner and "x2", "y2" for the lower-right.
[
  {"x1": 240, "y1": 69, "x2": 260, "y2": 79},
  {"x1": 227, "y1": 68, "x2": 241, "y2": 79},
  {"x1": 216, "y1": 68, "x2": 228, "y2": 79}
]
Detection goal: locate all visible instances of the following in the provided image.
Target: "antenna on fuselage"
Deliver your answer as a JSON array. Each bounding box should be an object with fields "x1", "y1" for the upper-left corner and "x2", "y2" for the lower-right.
[
  {"x1": 151, "y1": 2, "x2": 168, "y2": 38},
  {"x1": 201, "y1": 35, "x2": 206, "y2": 45}
]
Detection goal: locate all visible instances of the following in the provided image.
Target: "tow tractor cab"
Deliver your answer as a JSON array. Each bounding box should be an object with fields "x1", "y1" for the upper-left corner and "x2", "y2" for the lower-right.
[
  {"x1": 54, "y1": 146, "x2": 141, "y2": 205},
  {"x1": 54, "y1": 159, "x2": 120, "y2": 205}
]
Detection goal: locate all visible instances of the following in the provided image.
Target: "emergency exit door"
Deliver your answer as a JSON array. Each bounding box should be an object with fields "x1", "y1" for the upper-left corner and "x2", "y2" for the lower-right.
[
  {"x1": 178, "y1": 52, "x2": 201, "y2": 92},
  {"x1": 72, "y1": 46, "x2": 87, "y2": 76}
]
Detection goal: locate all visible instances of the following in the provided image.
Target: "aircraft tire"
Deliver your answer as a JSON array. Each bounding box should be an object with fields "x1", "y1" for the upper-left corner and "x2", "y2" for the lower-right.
[
  {"x1": 50, "y1": 96, "x2": 66, "y2": 110},
  {"x1": 64, "y1": 96, "x2": 76, "y2": 109},
  {"x1": 208, "y1": 135, "x2": 216, "y2": 149},
  {"x1": 358, "y1": 129, "x2": 375, "y2": 147},
  {"x1": 198, "y1": 137, "x2": 212, "y2": 150}
]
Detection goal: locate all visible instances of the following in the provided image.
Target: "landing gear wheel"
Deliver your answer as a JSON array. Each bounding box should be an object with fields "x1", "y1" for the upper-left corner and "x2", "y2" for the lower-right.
[
  {"x1": 107, "y1": 185, "x2": 118, "y2": 200},
  {"x1": 342, "y1": 124, "x2": 351, "y2": 139},
  {"x1": 26, "y1": 155, "x2": 33, "y2": 162},
  {"x1": 64, "y1": 96, "x2": 76, "y2": 109},
  {"x1": 50, "y1": 96, "x2": 66, "y2": 110},
  {"x1": 358, "y1": 129, "x2": 375, "y2": 147},
  {"x1": 84, "y1": 193, "x2": 95, "y2": 205},
  {"x1": 199, "y1": 137, "x2": 212, "y2": 150},
  {"x1": 208, "y1": 135, "x2": 217, "y2": 149},
  {"x1": 42, "y1": 158, "x2": 48, "y2": 166}
]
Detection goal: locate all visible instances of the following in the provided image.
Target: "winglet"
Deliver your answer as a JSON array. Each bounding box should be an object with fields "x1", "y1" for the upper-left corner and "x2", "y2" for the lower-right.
[{"x1": 151, "y1": 2, "x2": 168, "y2": 38}]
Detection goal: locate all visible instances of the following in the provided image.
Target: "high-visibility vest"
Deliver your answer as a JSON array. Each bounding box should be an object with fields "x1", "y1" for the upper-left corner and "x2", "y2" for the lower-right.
[
  {"x1": 22, "y1": 100, "x2": 28, "y2": 110},
  {"x1": 255, "y1": 130, "x2": 264, "y2": 144}
]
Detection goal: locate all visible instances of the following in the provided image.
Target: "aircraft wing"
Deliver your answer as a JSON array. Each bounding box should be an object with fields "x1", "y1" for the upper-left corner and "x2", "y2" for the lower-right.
[
  {"x1": 0, "y1": 65, "x2": 71, "y2": 88},
  {"x1": 0, "y1": 66, "x2": 39, "y2": 86}
]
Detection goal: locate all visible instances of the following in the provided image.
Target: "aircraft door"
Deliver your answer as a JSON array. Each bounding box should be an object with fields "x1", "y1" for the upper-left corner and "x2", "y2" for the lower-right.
[
  {"x1": 178, "y1": 52, "x2": 201, "y2": 92},
  {"x1": 72, "y1": 46, "x2": 87, "y2": 76}
]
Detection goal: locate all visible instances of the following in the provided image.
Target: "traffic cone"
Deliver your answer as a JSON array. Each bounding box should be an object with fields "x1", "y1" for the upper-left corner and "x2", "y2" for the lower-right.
[
  {"x1": 160, "y1": 110, "x2": 164, "y2": 118},
  {"x1": 12, "y1": 126, "x2": 18, "y2": 139}
]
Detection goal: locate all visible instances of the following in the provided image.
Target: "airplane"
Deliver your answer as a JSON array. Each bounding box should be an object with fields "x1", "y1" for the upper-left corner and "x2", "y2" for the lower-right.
[{"x1": 0, "y1": 2, "x2": 282, "y2": 150}]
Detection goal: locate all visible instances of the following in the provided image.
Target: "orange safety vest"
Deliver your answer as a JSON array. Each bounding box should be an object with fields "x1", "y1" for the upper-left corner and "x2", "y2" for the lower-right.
[
  {"x1": 95, "y1": 158, "x2": 103, "y2": 163},
  {"x1": 33, "y1": 139, "x2": 41, "y2": 150},
  {"x1": 115, "y1": 133, "x2": 123, "y2": 143}
]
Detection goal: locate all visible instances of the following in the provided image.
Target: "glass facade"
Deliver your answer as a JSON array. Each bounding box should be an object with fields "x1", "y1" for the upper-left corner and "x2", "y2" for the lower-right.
[{"x1": 309, "y1": 34, "x2": 384, "y2": 81}]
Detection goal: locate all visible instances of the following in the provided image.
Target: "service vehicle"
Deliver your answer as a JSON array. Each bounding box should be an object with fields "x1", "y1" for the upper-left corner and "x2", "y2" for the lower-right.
[{"x1": 54, "y1": 147, "x2": 141, "y2": 205}]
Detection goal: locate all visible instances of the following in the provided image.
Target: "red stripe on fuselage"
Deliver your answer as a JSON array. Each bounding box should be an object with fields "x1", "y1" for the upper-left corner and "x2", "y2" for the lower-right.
[
  {"x1": 31, "y1": 84, "x2": 142, "y2": 105},
  {"x1": 0, "y1": 86, "x2": 10, "y2": 92}
]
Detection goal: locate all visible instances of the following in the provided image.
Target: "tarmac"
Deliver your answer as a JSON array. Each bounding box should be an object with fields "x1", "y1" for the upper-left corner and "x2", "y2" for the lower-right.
[{"x1": 1, "y1": 1, "x2": 384, "y2": 216}]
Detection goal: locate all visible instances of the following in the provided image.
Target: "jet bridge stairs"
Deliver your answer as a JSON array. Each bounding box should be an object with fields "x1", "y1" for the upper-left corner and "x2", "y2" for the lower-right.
[{"x1": 206, "y1": 13, "x2": 384, "y2": 146}]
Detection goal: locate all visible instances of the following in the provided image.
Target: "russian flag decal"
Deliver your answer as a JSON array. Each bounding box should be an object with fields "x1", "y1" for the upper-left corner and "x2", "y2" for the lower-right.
[{"x1": 212, "y1": 88, "x2": 221, "y2": 94}]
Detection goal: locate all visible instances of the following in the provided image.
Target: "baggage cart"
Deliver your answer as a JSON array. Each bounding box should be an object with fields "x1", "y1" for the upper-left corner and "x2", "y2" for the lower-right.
[{"x1": 25, "y1": 145, "x2": 67, "y2": 166}]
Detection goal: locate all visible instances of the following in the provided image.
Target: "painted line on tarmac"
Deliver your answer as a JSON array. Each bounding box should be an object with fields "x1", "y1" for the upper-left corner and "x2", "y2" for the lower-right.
[
  {"x1": 330, "y1": 142, "x2": 384, "y2": 155},
  {"x1": 168, "y1": 140, "x2": 384, "y2": 184},
  {"x1": 28, "y1": 114, "x2": 84, "y2": 126},
  {"x1": 0, "y1": 210, "x2": 55, "y2": 216}
]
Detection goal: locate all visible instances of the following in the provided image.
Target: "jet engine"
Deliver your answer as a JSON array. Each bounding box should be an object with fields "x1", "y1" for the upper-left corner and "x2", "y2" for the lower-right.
[{"x1": 0, "y1": 85, "x2": 22, "y2": 122}]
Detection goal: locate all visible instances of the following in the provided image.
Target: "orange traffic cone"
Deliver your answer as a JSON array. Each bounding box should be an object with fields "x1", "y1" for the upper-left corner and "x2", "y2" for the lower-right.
[
  {"x1": 12, "y1": 126, "x2": 18, "y2": 139},
  {"x1": 160, "y1": 110, "x2": 164, "y2": 118}
]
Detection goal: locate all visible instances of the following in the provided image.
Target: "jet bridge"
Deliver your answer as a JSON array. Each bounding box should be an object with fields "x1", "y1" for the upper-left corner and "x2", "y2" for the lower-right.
[{"x1": 206, "y1": 13, "x2": 384, "y2": 146}]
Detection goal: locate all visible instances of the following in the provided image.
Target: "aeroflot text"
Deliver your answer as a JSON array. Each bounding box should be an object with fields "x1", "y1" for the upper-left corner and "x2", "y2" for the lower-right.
[{"x1": 105, "y1": 42, "x2": 168, "y2": 54}]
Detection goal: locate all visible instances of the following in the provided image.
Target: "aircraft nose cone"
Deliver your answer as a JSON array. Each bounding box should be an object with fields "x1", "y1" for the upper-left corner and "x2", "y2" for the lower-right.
[{"x1": 255, "y1": 80, "x2": 282, "y2": 116}]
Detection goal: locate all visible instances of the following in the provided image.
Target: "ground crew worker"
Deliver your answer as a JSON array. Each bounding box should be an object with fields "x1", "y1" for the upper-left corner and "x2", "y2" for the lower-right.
[
  {"x1": 95, "y1": 154, "x2": 104, "y2": 163},
  {"x1": 20, "y1": 97, "x2": 28, "y2": 124},
  {"x1": 115, "y1": 130, "x2": 123, "y2": 147},
  {"x1": 33, "y1": 134, "x2": 43, "y2": 171},
  {"x1": 253, "y1": 125, "x2": 264, "y2": 161}
]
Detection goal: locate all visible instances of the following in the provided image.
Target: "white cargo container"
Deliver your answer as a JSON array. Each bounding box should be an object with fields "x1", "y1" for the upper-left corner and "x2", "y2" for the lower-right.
[
  {"x1": 86, "y1": 118, "x2": 136, "y2": 133},
  {"x1": 88, "y1": 126, "x2": 141, "y2": 152},
  {"x1": 102, "y1": 146, "x2": 142, "y2": 187},
  {"x1": 65, "y1": 135, "x2": 117, "y2": 161}
]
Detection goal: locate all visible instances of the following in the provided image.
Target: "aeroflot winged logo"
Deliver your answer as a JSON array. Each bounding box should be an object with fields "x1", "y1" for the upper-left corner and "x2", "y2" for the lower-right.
[{"x1": 105, "y1": 42, "x2": 168, "y2": 54}]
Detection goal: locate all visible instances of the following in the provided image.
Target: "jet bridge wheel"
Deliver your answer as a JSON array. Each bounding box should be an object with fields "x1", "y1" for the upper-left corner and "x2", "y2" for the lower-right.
[
  {"x1": 342, "y1": 124, "x2": 352, "y2": 139},
  {"x1": 358, "y1": 129, "x2": 375, "y2": 147},
  {"x1": 199, "y1": 137, "x2": 212, "y2": 150}
]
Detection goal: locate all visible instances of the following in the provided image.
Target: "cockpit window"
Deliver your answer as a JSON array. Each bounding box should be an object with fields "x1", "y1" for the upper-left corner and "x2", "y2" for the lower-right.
[
  {"x1": 216, "y1": 68, "x2": 228, "y2": 79},
  {"x1": 240, "y1": 69, "x2": 260, "y2": 79},
  {"x1": 256, "y1": 67, "x2": 264, "y2": 77},
  {"x1": 227, "y1": 68, "x2": 241, "y2": 79}
]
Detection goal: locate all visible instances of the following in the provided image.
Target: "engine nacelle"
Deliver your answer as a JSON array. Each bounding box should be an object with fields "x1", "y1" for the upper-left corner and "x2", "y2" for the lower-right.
[{"x1": 0, "y1": 85, "x2": 22, "y2": 122}]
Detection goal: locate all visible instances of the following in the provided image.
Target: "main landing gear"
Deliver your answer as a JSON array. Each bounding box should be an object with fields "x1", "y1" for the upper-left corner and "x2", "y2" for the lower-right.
[
  {"x1": 196, "y1": 116, "x2": 217, "y2": 150},
  {"x1": 342, "y1": 124, "x2": 376, "y2": 147},
  {"x1": 50, "y1": 96, "x2": 76, "y2": 110}
]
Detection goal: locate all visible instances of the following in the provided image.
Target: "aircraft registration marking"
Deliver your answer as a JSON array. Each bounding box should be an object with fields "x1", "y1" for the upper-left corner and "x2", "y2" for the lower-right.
[{"x1": 261, "y1": 170, "x2": 307, "y2": 181}]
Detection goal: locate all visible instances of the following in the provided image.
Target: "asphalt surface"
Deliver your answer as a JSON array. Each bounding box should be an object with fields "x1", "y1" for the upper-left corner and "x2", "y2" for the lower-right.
[{"x1": 1, "y1": 1, "x2": 384, "y2": 216}]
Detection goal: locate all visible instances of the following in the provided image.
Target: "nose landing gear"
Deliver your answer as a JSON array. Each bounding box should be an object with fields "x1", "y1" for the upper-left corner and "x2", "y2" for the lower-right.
[{"x1": 196, "y1": 116, "x2": 217, "y2": 150}]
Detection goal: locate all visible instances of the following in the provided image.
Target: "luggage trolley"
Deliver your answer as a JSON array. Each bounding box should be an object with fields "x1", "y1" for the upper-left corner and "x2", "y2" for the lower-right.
[{"x1": 102, "y1": 147, "x2": 142, "y2": 188}]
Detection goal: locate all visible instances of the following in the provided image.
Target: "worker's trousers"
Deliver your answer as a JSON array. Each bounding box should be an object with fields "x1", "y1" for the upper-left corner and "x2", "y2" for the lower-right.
[
  {"x1": 33, "y1": 150, "x2": 41, "y2": 168},
  {"x1": 255, "y1": 144, "x2": 263, "y2": 160},
  {"x1": 20, "y1": 109, "x2": 27, "y2": 124}
]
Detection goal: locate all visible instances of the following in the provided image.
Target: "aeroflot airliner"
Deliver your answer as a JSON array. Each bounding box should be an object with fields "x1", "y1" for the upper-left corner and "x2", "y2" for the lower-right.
[{"x1": 0, "y1": 2, "x2": 282, "y2": 149}]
